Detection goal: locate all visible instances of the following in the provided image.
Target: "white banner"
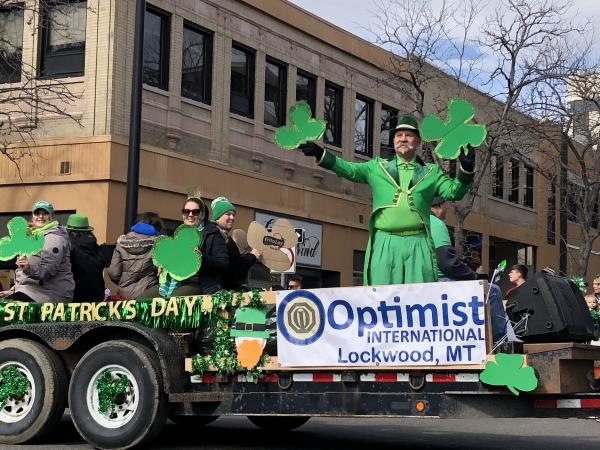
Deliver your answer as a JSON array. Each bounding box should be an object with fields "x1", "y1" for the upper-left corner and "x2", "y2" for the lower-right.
[{"x1": 276, "y1": 281, "x2": 487, "y2": 367}]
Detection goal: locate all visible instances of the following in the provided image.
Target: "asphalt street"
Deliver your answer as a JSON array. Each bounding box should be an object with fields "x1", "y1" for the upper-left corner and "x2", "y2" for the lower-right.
[{"x1": 5, "y1": 414, "x2": 600, "y2": 450}]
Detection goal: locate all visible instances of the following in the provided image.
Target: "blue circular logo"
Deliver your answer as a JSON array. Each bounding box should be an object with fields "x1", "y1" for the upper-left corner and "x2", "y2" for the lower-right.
[{"x1": 277, "y1": 290, "x2": 325, "y2": 346}]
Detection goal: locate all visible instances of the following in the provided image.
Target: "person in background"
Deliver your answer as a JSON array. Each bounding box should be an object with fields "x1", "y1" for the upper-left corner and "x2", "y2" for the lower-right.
[
  {"x1": 287, "y1": 275, "x2": 303, "y2": 290},
  {"x1": 505, "y1": 264, "x2": 528, "y2": 298},
  {"x1": 585, "y1": 294, "x2": 598, "y2": 311},
  {"x1": 108, "y1": 212, "x2": 163, "y2": 299},
  {"x1": 211, "y1": 197, "x2": 261, "y2": 291},
  {"x1": 593, "y1": 276, "x2": 600, "y2": 304},
  {"x1": 0, "y1": 201, "x2": 74, "y2": 302},
  {"x1": 66, "y1": 214, "x2": 105, "y2": 302}
]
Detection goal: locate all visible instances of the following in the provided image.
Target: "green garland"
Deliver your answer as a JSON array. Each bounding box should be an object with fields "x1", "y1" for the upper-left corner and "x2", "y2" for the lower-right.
[
  {"x1": 96, "y1": 370, "x2": 130, "y2": 416},
  {"x1": 0, "y1": 365, "x2": 29, "y2": 409}
]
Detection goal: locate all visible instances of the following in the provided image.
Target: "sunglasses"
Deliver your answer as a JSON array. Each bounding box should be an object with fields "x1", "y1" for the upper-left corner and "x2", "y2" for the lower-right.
[{"x1": 182, "y1": 208, "x2": 202, "y2": 216}]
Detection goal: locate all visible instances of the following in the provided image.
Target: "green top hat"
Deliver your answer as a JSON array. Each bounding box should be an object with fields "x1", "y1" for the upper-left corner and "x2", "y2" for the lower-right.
[
  {"x1": 66, "y1": 213, "x2": 94, "y2": 232},
  {"x1": 394, "y1": 115, "x2": 420, "y2": 137},
  {"x1": 230, "y1": 307, "x2": 269, "y2": 339}
]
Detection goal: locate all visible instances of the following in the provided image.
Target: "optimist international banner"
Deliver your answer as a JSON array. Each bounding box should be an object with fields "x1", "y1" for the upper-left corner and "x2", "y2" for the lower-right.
[{"x1": 276, "y1": 281, "x2": 487, "y2": 367}]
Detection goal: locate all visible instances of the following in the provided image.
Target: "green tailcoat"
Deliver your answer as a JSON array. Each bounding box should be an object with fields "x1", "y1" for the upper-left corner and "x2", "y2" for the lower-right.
[{"x1": 319, "y1": 152, "x2": 473, "y2": 285}]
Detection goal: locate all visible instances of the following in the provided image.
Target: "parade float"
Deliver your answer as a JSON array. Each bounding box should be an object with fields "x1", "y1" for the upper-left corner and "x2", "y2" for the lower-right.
[{"x1": 0, "y1": 101, "x2": 597, "y2": 450}]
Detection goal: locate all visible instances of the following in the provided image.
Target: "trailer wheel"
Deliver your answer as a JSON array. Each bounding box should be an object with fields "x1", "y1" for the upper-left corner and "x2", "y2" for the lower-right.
[
  {"x1": 247, "y1": 416, "x2": 310, "y2": 431},
  {"x1": 0, "y1": 338, "x2": 67, "y2": 444},
  {"x1": 169, "y1": 414, "x2": 219, "y2": 426},
  {"x1": 68, "y1": 341, "x2": 167, "y2": 449}
]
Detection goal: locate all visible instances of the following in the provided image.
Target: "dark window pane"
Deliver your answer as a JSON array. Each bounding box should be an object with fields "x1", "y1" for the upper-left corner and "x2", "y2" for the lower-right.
[
  {"x1": 296, "y1": 71, "x2": 316, "y2": 115},
  {"x1": 352, "y1": 250, "x2": 365, "y2": 286},
  {"x1": 230, "y1": 44, "x2": 254, "y2": 117},
  {"x1": 380, "y1": 105, "x2": 397, "y2": 160},
  {"x1": 509, "y1": 159, "x2": 520, "y2": 203},
  {"x1": 324, "y1": 82, "x2": 342, "y2": 147},
  {"x1": 354, "y1": 96, "x2": 372, "y2": 156},
  {"x1": 181, "y1": 24, "x2": 211, "y2": 103},
  {"x1": 547, "y1": 178, "x2": 555, "y2": 244},
  {"x1": 143, "y1": 7, "x2": 169, "y2": 89},
  {"x1": 264, "y1": 59, "x2": 286, "y2": 127},
  {"x1": 40, "y1": 1, "x2": 86, "y2": 77},
  {"x1": 0, "y1": 7, "x2": 23, "y2": 83},
  {"x1": 493, "y1": 157, "x2": 504, "y2": 199},
  {"x1": 524, "y1": 164, "x2": 534, "y2": 208}
]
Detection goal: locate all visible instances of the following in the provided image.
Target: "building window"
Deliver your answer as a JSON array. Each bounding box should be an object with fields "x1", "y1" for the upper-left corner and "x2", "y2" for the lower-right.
[
  {"x1": 566, "y1": 180, "x2": 582, "y2": 222},
  {"x1": 0, "y1": 6, "x2": 24, "y2": 84},
  {"x1": 524, "y1": 164, "x2": 534, "y2": 208},
  {"x1": 324, "y1": 82, "x2": 343, "y2": 147},
  {"x1": 354, "y1": 95, "x2": 373, "y2": 157},
  {"x1": 143, "y1": 5, "x2": 170, "y2": 90},
  {"x1": 296, "y1": 70, "x2": 316, "y2": 115},
  {"x1": 547, "y1": 178, "x2": 555, "y2": 245},
  {"x1": 264, "y1": 58, "x2": 287, "y2": 127},
  {"x1": 352, "y1": 250, "x2": 365, "y2": 286},
  {"x1": 592, "y1": 202, "x2": 599, "y2": 230},
  {"x1": 230, "y1": 43, "x2": 255, "y2": 118},
  {"x1": 492, "y1": 156, "x2": 504, "y2": 199},
  {"x1": 380, "y1": 105, "x2": 397, "y2": 160},
  {"x1": 509, "y1": 159, "x2": 520, "y2": 204},
  {"x1": 39, "y1": 1, "x2": 87, "y2": 78},
  {"x1": 181, "y1": 22, "x2": 211, "y2": 104}
]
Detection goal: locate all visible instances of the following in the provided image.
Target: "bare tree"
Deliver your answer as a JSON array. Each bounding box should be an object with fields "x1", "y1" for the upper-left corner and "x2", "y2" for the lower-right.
[{"x1": 0, "y1": 0, "x2": 87, "y2": 173}]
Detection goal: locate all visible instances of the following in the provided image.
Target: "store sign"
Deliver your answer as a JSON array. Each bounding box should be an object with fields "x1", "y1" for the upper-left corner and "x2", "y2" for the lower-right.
[
  {"x1": 276, "y1": 281, "x2": 487, "y2": 367},
  {"x1": 255, "y1": 212, "x2": 322, "y2": 267}
]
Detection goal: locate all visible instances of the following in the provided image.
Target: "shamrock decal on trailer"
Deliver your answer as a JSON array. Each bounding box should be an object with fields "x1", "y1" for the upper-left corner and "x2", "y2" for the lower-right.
[
  {"x1": 420, "y1": 98, "x2": 487, "y2": 160},
  {"x1": 274, "y1": 101, "x2": 326, "y2": 150},
  {"x1": 152, "y1": 225, "x2": 202, "y2": 284},
  {"x1": 0, "y1": 216, "x2": 46, "y2": 261},
  {"x1": 479, "y1": 353, "x2": 538, "y2": 395},
  {"x1": 230, "y1": 307, "x2": 269, "y2": 369}
]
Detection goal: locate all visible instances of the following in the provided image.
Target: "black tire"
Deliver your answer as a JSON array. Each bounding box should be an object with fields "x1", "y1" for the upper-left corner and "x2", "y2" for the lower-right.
[
  {"x1": 169, "y1": 414, "x2": 219, "y2": 426},
  {"x1": 247, "y1": 416, "x2": 310, "y2": 431},
  {"x1": 0, "y1": 338, "x2": 67, "y2": 444},
  {"x1": 68, "y1": 340, "x2": 167, "y2": 449}
]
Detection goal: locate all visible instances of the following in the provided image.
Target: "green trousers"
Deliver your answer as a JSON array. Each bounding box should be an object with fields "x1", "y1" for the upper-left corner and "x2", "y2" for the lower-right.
[{"x1": 368, "y1": 230, "x2": 436, "y2": 285}]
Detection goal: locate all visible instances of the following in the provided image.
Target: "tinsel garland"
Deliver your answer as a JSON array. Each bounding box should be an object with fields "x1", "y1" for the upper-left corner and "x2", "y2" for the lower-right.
[
  {"x1": 590, "y1": 310, "x2": 600, "y2": 337},
  {"x1": 96, "y1": 370, "x2": 130, "y2": 415},
  {"x1": 571, "y1": 276, "x2": 587, "y2": 294},
  {"x1": 0, "y1": 365, "x2": 29, "y2": 409}
]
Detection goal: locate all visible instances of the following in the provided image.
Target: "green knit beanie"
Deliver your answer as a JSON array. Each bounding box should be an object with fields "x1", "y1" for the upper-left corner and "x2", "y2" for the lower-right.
[{"x1": 211, "y1": 196, "x2": 236, "y2": 221}]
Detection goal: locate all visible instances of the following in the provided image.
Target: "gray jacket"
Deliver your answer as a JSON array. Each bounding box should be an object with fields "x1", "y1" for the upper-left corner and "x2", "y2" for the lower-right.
[
  {"x1": 108, "y1": 232, "x2": 158, "y2": 299},
  {"x1": 14, "y1": 225, "x2": 75, "y2": 302}
]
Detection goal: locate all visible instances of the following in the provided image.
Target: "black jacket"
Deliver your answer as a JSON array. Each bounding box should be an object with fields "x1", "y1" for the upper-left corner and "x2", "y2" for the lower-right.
[
  {"x1": 194, "y1": 221, "x2": 229, "y2": 294},
  {"x1": 223, "y1": 240, "x2": 257, "y2": 291},
  {"x1": 436, "y1": 245, "x2": 477, "y2": 281},
  {"x1": 70, "y1": 235, "x2": 106, "y2": 302}
]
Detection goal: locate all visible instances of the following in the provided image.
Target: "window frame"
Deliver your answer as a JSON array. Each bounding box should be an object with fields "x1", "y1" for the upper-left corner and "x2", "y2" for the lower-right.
[
  {"x1": 324, "y1": 81, "x2": 343, "y2": 147},
  {"x1": 380, "y1": 104, "x2": 398, "y2": 160},
  {"x1": 354, "y1": 94, "x2": 373, "y2": 157},
  {"x1": 181, "y1": 21, "x2": 212, "y2": 104},
  {"x1": 230, "y1": 42, "x2": 256, "y2": 118},
  {"x1": 296, "y1": 69, "x2": 316, "y2": 116},
  {"x1": 264, "y1": 56, "x2": 287, "y2": 127},
  {"x1": 524, "y1": 163, "x2": 534, "y2": 208},
  {"x1": 508, "y1": 158, "x2": 520, "y2": 204},
  {"x1": 143, "y1": 4, "x2": 171, "y2": 91},
  {"x1": 492, "y1": 156, "x2": 504, "y2": 199},
  {"x1": 38, "y1": 0, "x2": 87, "y2": 79}
]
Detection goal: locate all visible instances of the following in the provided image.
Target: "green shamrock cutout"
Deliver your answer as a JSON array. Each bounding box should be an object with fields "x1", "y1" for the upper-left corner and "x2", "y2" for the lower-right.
[
  {"x1": 479, "y1": 353, "x2": 538, "y2": 395},
  {"x1": 152, "y1": 225, "x2": 202, "y2": 282},
  {"x1": 274, "y1": 101, "x2": 326, "y2": 149},
  {"x1": 0, "y1": 217, "x2": 45, "y2": 261},
  {"x1": 420, "y1": 98, "x2": 487, "y2": 159}
]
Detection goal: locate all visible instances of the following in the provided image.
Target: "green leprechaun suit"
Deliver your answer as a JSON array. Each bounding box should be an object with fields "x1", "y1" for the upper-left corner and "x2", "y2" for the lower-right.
[{"x1": 310, "y1": 117, "x2": 473, "y2": 285}]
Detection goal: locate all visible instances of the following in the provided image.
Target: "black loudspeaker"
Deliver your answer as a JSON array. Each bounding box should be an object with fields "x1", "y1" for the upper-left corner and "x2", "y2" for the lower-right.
[{"x1": 506, "y1": 272, "x2": 594, "y2": 343}]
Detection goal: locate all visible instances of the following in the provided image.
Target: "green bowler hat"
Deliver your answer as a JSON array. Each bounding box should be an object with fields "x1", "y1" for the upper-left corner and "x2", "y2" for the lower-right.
[
  {"x1": 66, "y1": 213, "x2": 94, "y2": 232},
  {"x1": 394, "y1": 114, "x2": 420, "y2": 137},
  {"x1": 230, "y1": 307, "x2": 270, "y2": 339}
]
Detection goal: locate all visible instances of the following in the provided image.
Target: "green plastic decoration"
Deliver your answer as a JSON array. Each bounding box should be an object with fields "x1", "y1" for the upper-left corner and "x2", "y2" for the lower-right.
[
  {"x1": 479, "y1": 353, "x2": 538, "y2": 395},
  {"x1": 152, "y1": 224, "x2": 201, "y2": 283},
  {"x1": 0, "y1": 217, "x2": 45, "y2": 261},
  {"x1": 420, "y1": 98, "x2": 487, "y2": 159},
  {"x1": 274, "y1": 101, "x2": 326, "y2": 149},
  {"x1": 96, "y1": 370, "x2": 130, "y2": 415},
  {"x1": 0, "y1": 365, "x2": 29, "y2": 409},
  {"x1": 570, "y1": 276, "x2": 587, "y2": 294}
]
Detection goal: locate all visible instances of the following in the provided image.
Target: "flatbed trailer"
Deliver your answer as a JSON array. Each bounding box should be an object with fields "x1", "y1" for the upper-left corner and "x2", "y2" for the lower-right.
[{"x1": 0, "y1": 284, "x2": 598, "y2": 449}]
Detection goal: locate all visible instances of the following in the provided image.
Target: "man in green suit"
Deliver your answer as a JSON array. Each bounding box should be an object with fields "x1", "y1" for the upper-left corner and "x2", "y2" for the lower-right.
[{"x1": 299, "y1": 115, "x2": 475, "y2": 285}]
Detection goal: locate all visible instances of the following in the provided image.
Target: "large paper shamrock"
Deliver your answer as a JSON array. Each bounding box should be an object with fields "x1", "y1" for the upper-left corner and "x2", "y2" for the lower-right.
[
  {"x1": 0, "y1": 217, "x2": 45, "y2": 261},
  {"x1": 420, "y1": 98, "x2": 487, "y2": 159},
  {"x1": 247, "y1": 219, "x2": 298, "y2": 272},
  {"x1": 152, "y1": 225, "x2": 201, "y2": 283},
  {"x1": 274, "y1": 101, "x2": 326, "y2": 149},
  {"x1": 479, "y1": 353, "x2": 538, "y2": 395}
]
